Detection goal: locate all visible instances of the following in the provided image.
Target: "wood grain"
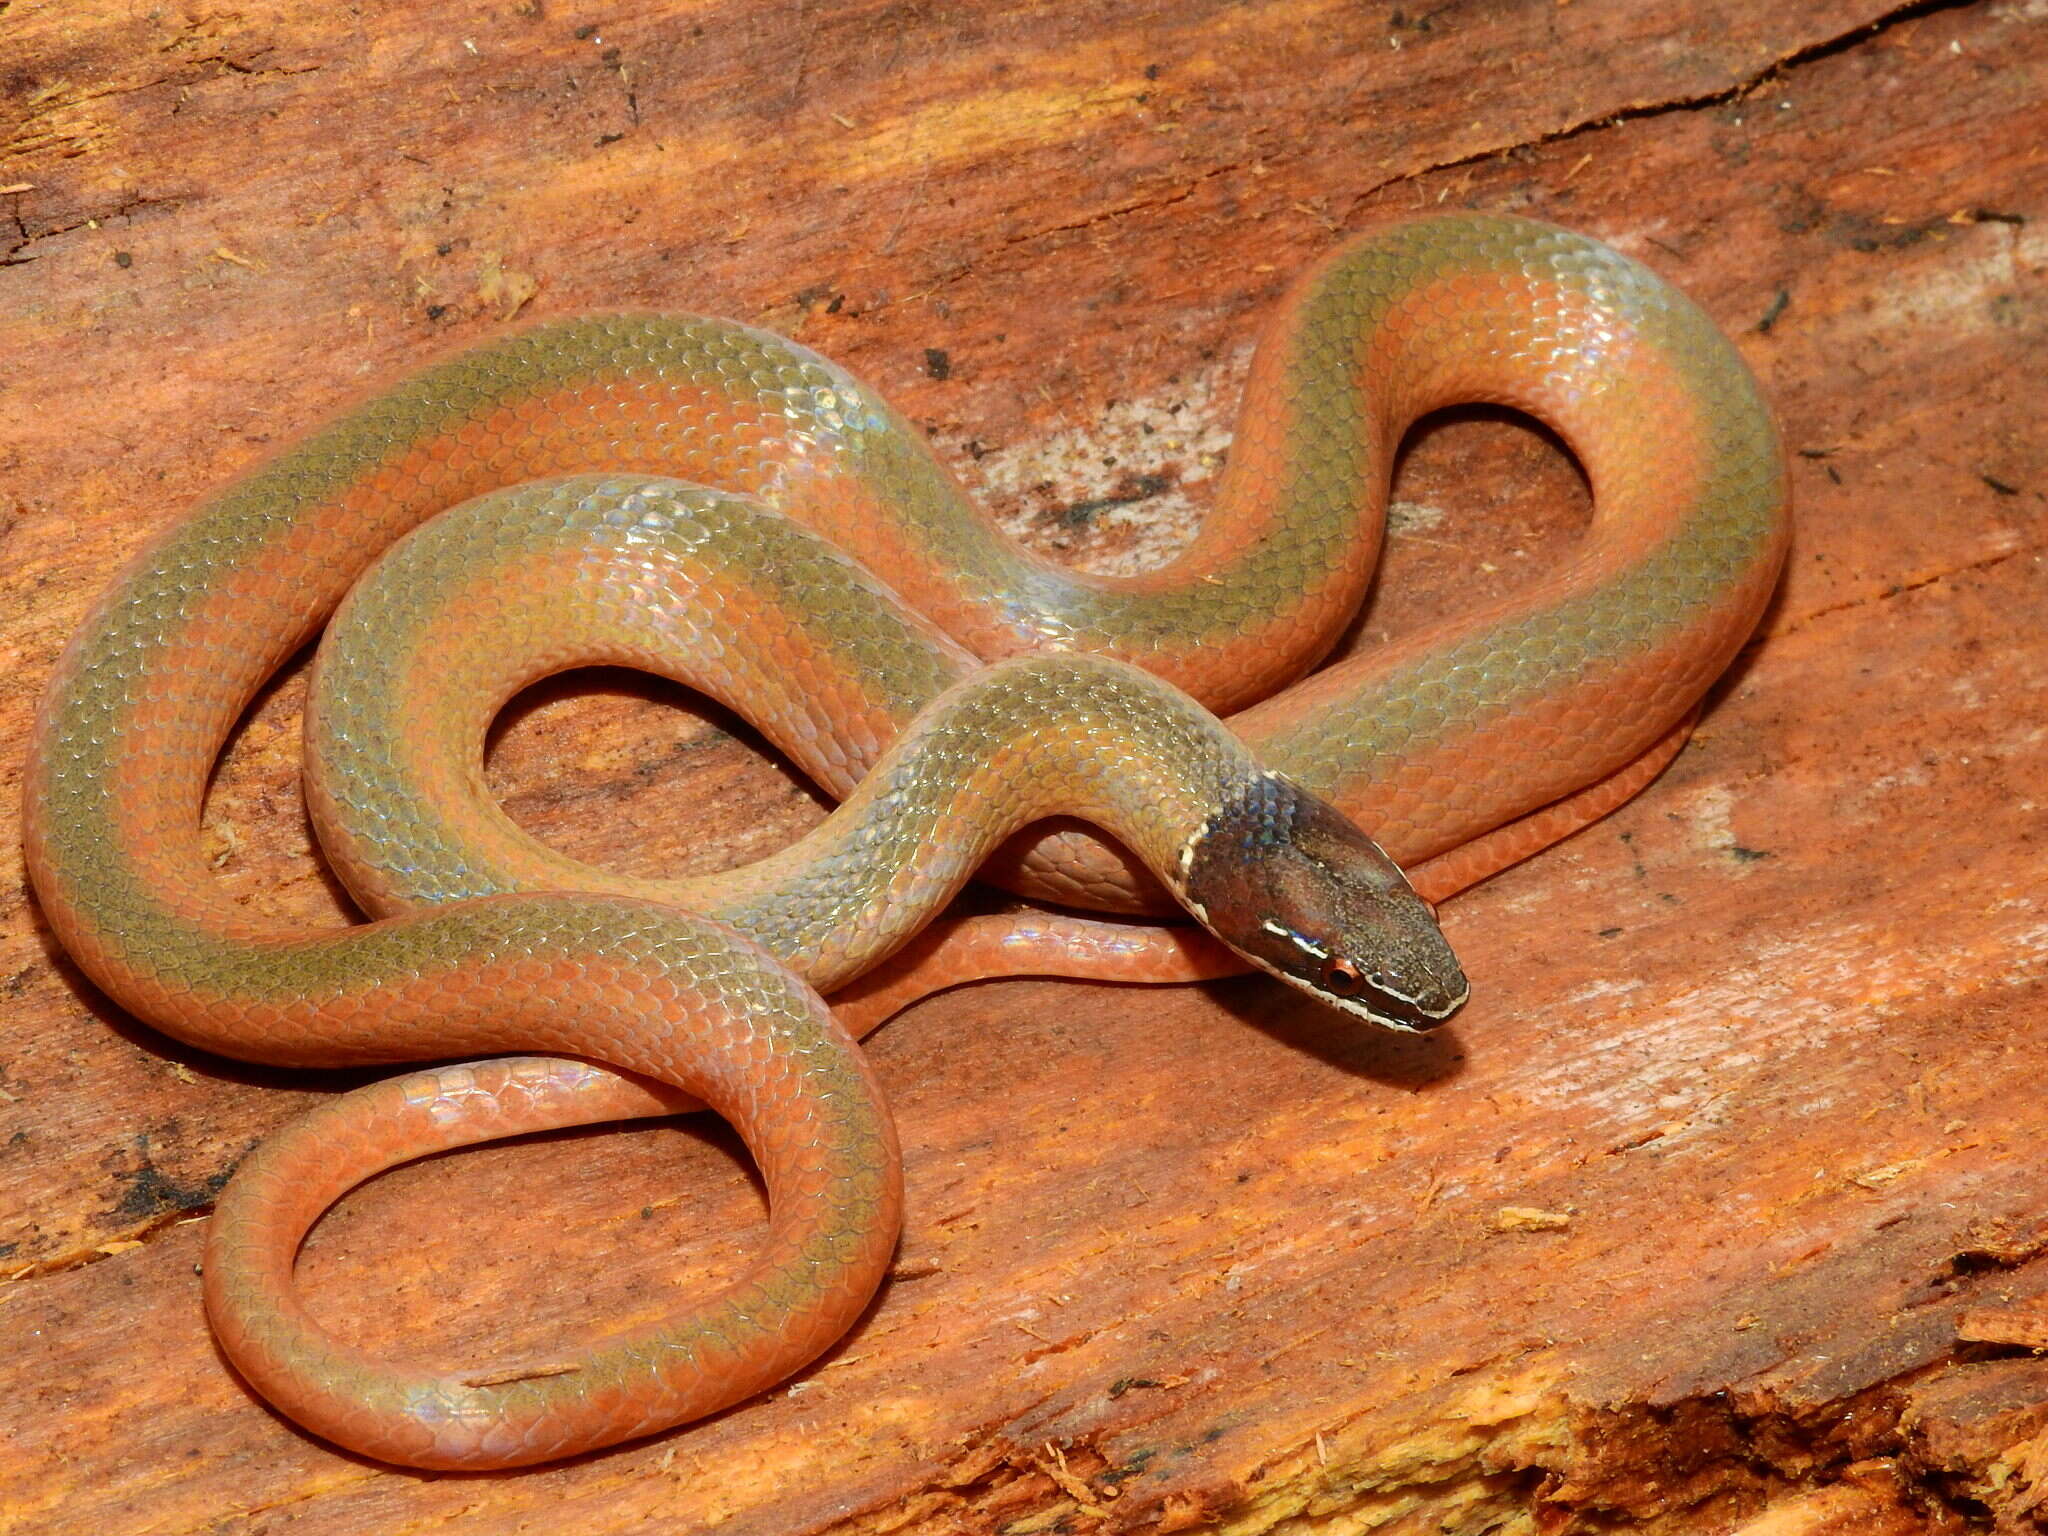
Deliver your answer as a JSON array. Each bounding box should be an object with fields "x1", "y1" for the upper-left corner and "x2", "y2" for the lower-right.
[{"x1": 3, "y1": 0, "x2": 2045, "y2": 1530}]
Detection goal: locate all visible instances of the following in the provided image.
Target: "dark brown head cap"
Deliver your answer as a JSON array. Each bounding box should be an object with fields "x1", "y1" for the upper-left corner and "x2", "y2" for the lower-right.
[{"x1": 1177, "y1": 773, "x2": 1468, "y2": 1032}]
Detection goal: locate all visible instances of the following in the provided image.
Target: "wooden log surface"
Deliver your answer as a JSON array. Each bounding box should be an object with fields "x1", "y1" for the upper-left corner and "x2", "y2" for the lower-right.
[{"x1": 3, "y1": 0, "x2": 2045, "y2": 1530}]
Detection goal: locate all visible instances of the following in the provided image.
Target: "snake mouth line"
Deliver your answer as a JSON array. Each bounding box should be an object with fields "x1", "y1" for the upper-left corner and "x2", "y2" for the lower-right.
[
  {"x1": 1349, "y1": 980, "x2": 1469, "y2": 1033},
  {"x1": 1229, "y1": 948, "x2": 1464, "y2": 1033}
]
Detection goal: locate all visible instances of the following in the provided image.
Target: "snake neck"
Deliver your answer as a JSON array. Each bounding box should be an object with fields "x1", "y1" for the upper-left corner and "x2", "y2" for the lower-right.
[{"x1": 706, "y1": 653, "x2": 1253, "y2": 989}]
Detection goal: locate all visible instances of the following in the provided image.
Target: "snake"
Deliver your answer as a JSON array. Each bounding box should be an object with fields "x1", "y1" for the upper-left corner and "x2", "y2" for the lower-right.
[{"x1": 22, "y1": 213, "x2": 1788, "y2": 1469}]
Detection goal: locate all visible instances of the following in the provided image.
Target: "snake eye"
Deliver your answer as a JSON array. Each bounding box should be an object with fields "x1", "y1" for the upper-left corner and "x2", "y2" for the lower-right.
[{"x1": 1321, "y1": 957, "x2": 1365, "y2": 997}]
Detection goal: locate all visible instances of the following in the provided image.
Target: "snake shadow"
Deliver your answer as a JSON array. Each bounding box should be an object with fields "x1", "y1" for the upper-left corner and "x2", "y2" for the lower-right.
[{"x1": 1197, "y1": 972, "x2": 1468, "y2": 1094}]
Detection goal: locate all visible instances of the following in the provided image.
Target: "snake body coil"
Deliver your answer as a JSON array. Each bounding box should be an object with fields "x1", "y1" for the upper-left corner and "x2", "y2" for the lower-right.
[{"x1": 23, "y1": 214, "x2": 1788, "y2": 1467}]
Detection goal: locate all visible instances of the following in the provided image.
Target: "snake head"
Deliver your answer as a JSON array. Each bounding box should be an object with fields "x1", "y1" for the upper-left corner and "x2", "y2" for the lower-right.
[{"x1": 1176, "y1": 772, "x2": 1468, "y2": 1032}]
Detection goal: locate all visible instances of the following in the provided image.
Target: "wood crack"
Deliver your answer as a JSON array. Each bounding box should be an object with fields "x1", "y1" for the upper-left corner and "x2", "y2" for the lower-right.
[
  {"x1": 1357, "y1": 0, "x2": 1988, "y2": 210},
  {"x1": 1777, "y1": 541, "x2": 2040, "y2": 639}
]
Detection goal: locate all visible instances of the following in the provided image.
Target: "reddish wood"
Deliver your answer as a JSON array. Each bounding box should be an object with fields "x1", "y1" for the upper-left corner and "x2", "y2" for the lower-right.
[{"x1": 4, "y1": 0, "x2": 2047, "y2": 1531}]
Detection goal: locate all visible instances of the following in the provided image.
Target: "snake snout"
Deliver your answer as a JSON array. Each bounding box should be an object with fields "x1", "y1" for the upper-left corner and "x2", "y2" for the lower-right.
[
  {"x1": 1345, "y1": 946, "x2": 1470, "y2": 1034},
  {"x1": 1179, "y1": 771, "x2": 1469, "y2": 1032}
]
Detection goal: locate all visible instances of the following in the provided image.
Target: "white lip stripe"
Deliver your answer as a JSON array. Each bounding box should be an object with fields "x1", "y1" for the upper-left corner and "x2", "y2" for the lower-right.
[
  {"x1": 1260, "y1": 919, "x2": 1331, "y2": 962},
  {"x1": 1239, "y1": 950, "x2": 1430, "y2": 1034},
  {"x1": 1374, "y1": 979, "x2": 1466, "y2": 1020}
]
